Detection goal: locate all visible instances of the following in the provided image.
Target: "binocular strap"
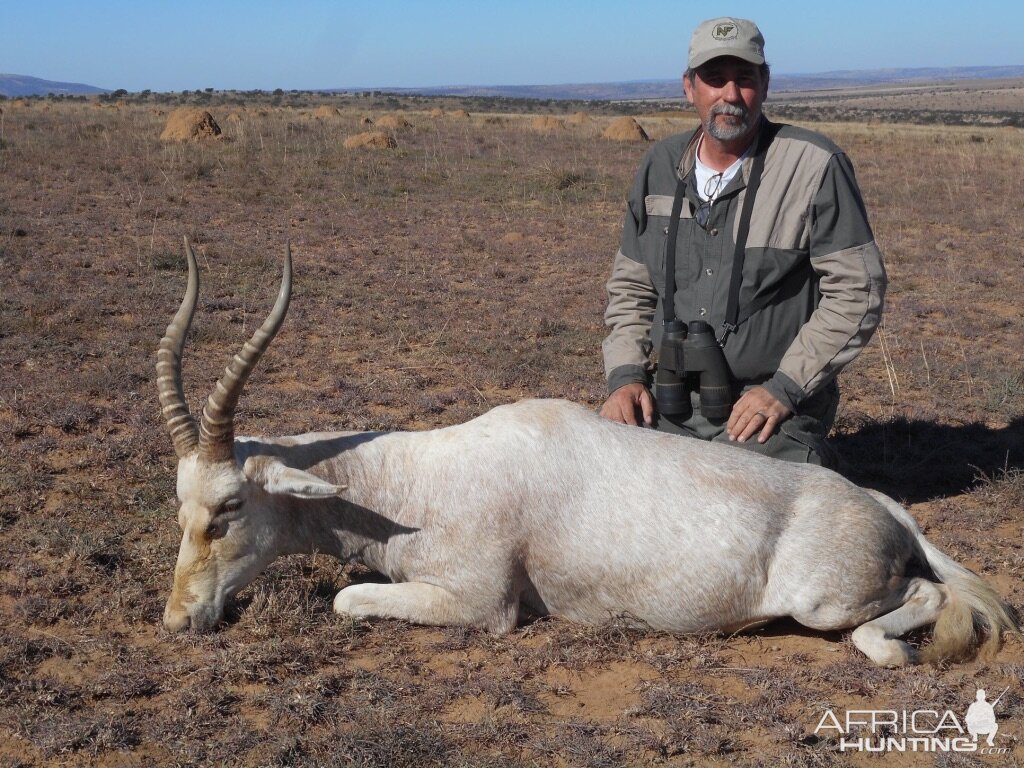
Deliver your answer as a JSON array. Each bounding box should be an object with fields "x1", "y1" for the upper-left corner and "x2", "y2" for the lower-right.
[
  {"x1": 661, "y1": 175, "x2": 689, "y2": 325},
  {"x1": 661, "y1": 120, "x2": 781, "y2": 344}
]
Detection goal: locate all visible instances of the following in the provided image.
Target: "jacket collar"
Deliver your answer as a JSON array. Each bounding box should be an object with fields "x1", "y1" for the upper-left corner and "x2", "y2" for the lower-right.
[{"x1": 677, "y1": 116, "x2": 771, "y2": 192}]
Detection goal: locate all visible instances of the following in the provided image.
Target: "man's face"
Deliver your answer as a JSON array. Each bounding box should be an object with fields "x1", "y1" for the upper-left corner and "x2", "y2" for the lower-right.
[{"x1": 683, "y1": 57, "x2": 767, "y2": 143}]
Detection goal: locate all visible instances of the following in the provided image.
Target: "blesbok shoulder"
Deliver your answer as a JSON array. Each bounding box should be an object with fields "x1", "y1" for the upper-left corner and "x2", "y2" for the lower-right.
[{"x1": 157, "y1": 238, "x2": 1019, "y2": 666}]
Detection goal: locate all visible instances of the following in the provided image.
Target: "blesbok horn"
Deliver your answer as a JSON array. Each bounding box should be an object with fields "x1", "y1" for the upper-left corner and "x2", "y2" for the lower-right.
[
  {"x1": 156, "y1": 237, "x2": 201, "y2": 458},
  {"x1": 198, "y1": 242, "x2": 293, "y2": 462}
]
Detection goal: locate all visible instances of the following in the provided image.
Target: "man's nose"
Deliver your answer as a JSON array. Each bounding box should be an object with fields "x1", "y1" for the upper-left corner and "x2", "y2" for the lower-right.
[{"x1": 721, "y1": 80, "x2": 742, "y2": 101}]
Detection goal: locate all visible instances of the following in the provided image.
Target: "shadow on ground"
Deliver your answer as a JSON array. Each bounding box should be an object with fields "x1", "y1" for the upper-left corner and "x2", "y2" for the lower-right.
[{"x1": 832, "y1": 415, "x2": 1024, "y2": 504}]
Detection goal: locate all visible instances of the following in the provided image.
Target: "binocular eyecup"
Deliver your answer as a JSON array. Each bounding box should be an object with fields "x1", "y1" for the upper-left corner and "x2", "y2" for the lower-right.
[{"x1": 654, "y1": 320, "x2": 733, "y2": 420}]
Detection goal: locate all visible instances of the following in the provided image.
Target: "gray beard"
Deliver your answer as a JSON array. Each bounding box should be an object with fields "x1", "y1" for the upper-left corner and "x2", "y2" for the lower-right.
[{"x1": 706, "y1": 104, "x2": 754, "y2": 141}]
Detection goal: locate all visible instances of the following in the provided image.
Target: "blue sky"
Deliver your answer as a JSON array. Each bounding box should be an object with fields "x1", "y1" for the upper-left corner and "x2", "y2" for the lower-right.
[{"x1": 3, "y1": 1, "x2": 1023, "y2": 92}]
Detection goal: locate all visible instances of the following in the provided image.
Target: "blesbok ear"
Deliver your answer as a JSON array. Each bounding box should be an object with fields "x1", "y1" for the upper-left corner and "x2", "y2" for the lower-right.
[{"x1": 243, "y1": 457, "x2": 347, "y2": 499}]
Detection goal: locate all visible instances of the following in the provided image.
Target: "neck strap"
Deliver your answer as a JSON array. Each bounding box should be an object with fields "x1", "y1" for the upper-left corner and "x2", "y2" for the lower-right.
[
  {"x1": 661, "y1": 120, "x2": 779, "y2": 343},
  {"x1": 721, "y1": 120, "x2": 779, "y2": 344},
  {"x1": 661, "y1": 129, "x2": 701, "y2": 325}
]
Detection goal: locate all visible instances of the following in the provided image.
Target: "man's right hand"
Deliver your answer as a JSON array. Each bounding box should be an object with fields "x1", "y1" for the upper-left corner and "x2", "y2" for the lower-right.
[{"x1": 599, "y1": 383, "x2": 655, "y2": 427}]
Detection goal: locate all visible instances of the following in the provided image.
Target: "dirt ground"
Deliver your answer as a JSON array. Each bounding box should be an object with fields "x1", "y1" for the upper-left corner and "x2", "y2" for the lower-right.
[{"x1": 1, "y1": 96, "x2": 1022, "y2": 767}]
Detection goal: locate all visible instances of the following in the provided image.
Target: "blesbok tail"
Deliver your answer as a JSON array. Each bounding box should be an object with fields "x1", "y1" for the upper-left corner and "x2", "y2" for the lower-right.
[{"x1": 866, "y1": 490, "x2": 1021, "y2": 664}]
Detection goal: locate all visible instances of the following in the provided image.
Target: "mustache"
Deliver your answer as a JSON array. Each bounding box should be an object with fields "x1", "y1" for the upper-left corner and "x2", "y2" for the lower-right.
[{"x1": 710, "y1": 103, "x2": 749, "y2": 120}]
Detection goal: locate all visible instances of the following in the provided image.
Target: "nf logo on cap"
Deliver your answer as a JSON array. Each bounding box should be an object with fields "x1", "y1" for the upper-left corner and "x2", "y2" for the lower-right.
[
  {"x1": 688, "y1": 17, "x2": 766, "y2": 69},
  {"x1": 712, "y1": 23, "x2": 738, "y2": 41}
]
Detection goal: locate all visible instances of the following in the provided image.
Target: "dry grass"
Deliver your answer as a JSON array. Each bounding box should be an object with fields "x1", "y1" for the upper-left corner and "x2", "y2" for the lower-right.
[{"x1": 0, "y1": 97, "x2": 1021, "y2": 767}]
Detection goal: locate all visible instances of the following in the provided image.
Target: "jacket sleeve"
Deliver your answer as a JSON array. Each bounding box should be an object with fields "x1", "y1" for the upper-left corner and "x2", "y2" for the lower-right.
[
  {"x1": 763, "y1": 153, "x2": 887, "y2": 411},
  {"x1": 602, "y1": 245, "x2": 657, "y2": 393},
  {"x1": 602, "y1": 157, "x2": 660, "y2": 394}
]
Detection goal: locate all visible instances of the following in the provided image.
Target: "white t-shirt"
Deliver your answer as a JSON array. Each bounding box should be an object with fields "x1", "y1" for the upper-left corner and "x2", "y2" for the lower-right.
[{"x1": 694, "y1": 135, "x2": 752, "y2": 203}]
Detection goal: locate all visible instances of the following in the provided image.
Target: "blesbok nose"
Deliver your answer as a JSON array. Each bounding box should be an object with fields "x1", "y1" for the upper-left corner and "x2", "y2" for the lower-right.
[{"x1": 163, "y1": 603, "x2": 192, "y2": 633}]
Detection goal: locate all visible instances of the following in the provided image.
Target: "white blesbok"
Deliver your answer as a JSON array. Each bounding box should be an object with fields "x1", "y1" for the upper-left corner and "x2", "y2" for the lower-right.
[{"x1": 157, "y1": 239, "x2": 1018, "y2": 666}]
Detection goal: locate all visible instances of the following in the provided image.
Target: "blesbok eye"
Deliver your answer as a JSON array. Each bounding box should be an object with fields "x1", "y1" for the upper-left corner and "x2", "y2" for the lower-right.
[{"x1": 221, "y1": 498, "x2": 244, "y2": 513}]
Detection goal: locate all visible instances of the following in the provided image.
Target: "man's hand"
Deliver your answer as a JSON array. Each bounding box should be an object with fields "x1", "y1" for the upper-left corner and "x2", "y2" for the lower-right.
[
  {"x1": 727, "y1": 386, "x2": 791, "y2": 444},
  {"x1": 599, "y1": 383, "x2": 655, "y2": 427}
]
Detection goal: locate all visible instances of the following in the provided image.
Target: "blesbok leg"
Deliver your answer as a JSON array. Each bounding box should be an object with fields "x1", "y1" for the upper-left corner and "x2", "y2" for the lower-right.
[
  {"x1": 849, "y1": 579, "x2": 946, "y2": 667},
  {"x1": 333, "y1": 581, "x2": 519, "y2": 633}
]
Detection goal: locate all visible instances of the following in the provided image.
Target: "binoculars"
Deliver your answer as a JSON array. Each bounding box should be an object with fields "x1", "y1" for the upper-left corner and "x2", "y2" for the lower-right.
[{"x1": 654, "y1": 320, "x2": 733, "y2": 420}]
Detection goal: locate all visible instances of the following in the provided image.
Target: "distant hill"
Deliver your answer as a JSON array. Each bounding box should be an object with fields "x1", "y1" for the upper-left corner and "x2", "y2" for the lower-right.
[
  {"x1": 350, "y1": 65, "x2": 1024, "y2": 102},
  {"x1": 5, "y1": 64, "x2": 1024, "y2": 102},
  {"x1": 0, "y1": 74, "x2": 108, "y2": 98},
  {"x1": 771, "y1": 65, "x2": 1024, "y2": 92},
  {"x1": 372, "y1": 80, "x2": 679, "y2": 102}
]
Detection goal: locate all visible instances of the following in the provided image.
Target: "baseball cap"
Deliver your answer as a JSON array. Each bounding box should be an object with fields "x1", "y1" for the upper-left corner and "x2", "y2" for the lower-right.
[{"x1": 688, "y1": 17, "x2": 765, "y2": 69}]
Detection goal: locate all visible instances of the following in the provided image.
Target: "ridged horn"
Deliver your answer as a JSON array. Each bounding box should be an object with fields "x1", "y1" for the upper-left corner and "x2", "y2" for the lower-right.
[
  {"x1": 156, "y1": 237, "x2": 202, "y2": 458},
  {"x1": 198, "y1": 243, "x2": 293, "y2": 463}
]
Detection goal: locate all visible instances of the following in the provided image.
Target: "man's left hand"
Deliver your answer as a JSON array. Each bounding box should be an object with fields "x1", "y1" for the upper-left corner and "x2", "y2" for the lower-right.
[{"x1": 727, "y1": 386, "x2": 791, "y2": 444}]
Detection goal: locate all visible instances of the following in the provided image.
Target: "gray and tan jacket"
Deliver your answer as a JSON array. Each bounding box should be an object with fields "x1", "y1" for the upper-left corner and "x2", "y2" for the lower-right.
[{"x1": 602, "y1": 119, "x2": 886, "y2": 412}]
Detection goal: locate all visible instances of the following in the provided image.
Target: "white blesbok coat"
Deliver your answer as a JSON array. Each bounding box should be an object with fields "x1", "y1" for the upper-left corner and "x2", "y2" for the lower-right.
[{"x1": 158, "y1": 240, "x2": 1018, "y2": 666}]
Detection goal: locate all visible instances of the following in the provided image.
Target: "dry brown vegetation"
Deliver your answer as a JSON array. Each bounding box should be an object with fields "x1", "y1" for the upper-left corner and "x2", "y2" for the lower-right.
[
  {"x1": 1, "y1": 97, "x2": 1022, "y2": 767},
  {"x1": 530, "y1": 116, "x2": 564, "y2": 132}
]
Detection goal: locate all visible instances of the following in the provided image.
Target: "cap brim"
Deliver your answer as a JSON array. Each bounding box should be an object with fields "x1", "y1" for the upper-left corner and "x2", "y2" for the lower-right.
[{"x1": 688, "y1": 50, "x2": 765, "y2": 69}]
